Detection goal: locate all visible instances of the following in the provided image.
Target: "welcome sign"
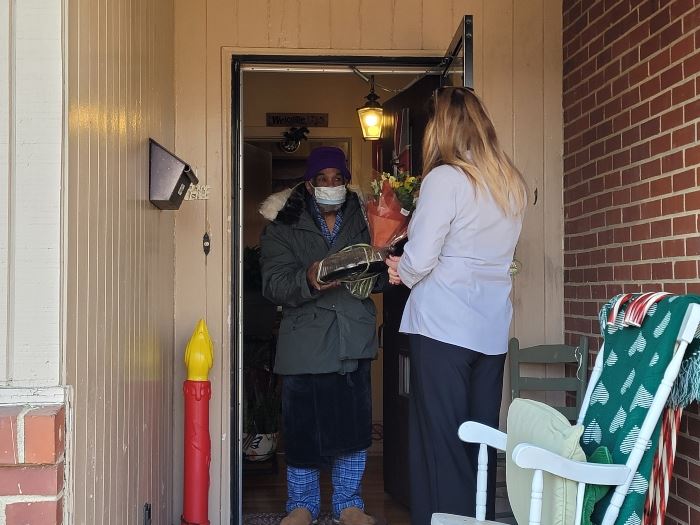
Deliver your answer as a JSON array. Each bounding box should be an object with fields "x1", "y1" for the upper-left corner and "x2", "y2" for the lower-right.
[{"x1": 266, "y1": 113, "x2": 329, "y2": 127}]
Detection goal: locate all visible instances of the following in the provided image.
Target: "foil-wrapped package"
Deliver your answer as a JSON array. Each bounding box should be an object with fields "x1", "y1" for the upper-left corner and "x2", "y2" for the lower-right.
[{"x1": 317, "y1": 244, "x2": 386, "y2": 284}]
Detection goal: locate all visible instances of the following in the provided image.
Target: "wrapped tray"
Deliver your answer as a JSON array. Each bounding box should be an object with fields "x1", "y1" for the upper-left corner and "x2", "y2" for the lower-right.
[
  {"x1": 317, "y1": 244, "x2": 385, "y2": 284},
  {"x1": 316, "y1": 234, "x2": 408, "y2": 285}
]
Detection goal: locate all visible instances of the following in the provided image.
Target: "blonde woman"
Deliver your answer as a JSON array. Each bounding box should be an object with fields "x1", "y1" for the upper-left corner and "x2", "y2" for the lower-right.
[{"x1": 385, "y1": 86, "x2": 528, "y2": 525}]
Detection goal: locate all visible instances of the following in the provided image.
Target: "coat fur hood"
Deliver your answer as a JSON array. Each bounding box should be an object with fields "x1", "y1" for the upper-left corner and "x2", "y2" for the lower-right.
[{"x1": 259, "y1": 183, "x2": 362, "y2": 225}]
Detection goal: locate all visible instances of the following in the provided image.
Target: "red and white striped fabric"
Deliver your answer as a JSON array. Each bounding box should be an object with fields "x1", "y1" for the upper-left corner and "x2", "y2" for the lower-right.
[
  {"x1": 623, "y1": 292, "x2": 672, "y2": 327},
  {"x1": 606, "y1": 292, "x2": 680, "y2": 525},
  {"x1": 606, "y1": 292, "x2": 672, "y2": 327},
  {"x1": 643, "y1": 407, "x2": 683, "y2": 525}
]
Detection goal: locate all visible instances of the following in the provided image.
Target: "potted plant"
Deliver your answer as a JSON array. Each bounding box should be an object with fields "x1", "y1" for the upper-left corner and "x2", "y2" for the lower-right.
[{"x1": 242, "y1": 336, "x2": 281, "y2": 462}]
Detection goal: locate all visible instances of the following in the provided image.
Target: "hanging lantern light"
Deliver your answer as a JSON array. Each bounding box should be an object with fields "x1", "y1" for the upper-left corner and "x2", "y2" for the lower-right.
[{"x1": 357, "y1": 75, "x2": 383, "y2": 141}]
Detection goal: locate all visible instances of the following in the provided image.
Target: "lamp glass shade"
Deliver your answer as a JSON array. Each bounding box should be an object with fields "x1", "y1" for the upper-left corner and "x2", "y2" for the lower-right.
[{"x1": 357, "y1": 106, "x2": 383, "y2": 140}]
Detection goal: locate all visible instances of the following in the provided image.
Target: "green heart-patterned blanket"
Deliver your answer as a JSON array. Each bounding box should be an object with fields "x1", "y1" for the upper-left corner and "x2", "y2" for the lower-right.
[{"x1": 581, "y1": 294, "x2": 700, "y2": 525}]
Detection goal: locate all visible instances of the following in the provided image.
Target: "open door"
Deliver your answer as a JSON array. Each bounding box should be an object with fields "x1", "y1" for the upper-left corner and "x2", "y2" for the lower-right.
[
  {"x1": 441, "y1": 15, "x2": 474, "y2": 88},
  {"x1": 381, "y1": 15, "x2": 473, "y2": 508}
]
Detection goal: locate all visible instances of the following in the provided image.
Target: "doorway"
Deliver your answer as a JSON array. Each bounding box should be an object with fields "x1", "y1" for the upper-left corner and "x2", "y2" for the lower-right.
[
  {"x1": 236, "y1": 66, "x2": 433, "y2": 525},
  {"x1": 231, "y1": 19, "x2": 472, "y2": 523}
]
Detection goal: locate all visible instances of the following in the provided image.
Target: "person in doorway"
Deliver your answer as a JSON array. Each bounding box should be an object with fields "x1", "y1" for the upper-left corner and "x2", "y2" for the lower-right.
[
  {"x1": 385, "y1": 87, "x2": 528, "y2": 525},
  {"x1": 259, "y1": 146, "x2": 386, "y2": 525}
]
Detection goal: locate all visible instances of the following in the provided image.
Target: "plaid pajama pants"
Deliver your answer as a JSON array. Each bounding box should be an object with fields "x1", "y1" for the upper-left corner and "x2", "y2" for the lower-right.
[{"x1": 286, "y1": 449, "x2": 367, "y2": 520}]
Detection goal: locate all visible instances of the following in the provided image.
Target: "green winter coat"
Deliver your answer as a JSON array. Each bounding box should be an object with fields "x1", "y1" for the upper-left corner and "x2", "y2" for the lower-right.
[{"x1": 259, "y1": 184, "x2": 380, "y2": 375}]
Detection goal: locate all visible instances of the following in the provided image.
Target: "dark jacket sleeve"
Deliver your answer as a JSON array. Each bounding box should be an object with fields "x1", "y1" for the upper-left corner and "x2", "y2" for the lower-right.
[
  {"x1": 372, "y1": 268, "x2": 390, "y2": 293},
  {"x1": 260, "y1": 223, "x2": 317, "y2": 308}
]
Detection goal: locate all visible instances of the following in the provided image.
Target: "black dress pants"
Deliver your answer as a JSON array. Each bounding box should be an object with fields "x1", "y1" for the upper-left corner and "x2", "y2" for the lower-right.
[{"x1": 408, "y1": 334, "x2": 506, "y2": 525}]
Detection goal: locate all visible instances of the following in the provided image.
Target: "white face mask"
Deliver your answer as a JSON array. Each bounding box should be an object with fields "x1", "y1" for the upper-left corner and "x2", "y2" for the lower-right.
[{"x1": 314, "y1": 185, "x2": 347, "y2": 206}]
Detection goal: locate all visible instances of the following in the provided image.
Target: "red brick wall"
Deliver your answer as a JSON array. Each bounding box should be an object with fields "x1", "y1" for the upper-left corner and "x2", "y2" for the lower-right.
[
  {"x1": 563, "y1": 1, "x2": 700, "y2": 523},
  {"x1": 0, "y1": 405, "x2": 64, "y2": 525}
]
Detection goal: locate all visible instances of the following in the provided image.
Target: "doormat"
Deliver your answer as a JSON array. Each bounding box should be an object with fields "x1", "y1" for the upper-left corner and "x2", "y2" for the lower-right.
[{"x1": 243, "y1": 512, "x2": 334, "y2": 525}]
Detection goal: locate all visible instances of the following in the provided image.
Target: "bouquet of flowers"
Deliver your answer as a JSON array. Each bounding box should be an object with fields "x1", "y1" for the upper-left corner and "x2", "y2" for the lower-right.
[
  {"x1": 316, "y1": 170, "x2": 421, "y2": 295},
  {"x1": 367, "y1": 169, "x2": 420, "y2": 250}
]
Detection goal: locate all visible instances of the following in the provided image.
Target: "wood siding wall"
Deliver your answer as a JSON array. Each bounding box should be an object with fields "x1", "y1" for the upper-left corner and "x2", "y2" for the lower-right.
[
  {"x1": 174, "y1": 1, "x2": 563, "y2": 522},
  {"x1": 65, "y1": 0, "x2": 176, "y2": 523},
  {"x1": 0, "y1": 0, "x2": 62, "y2": 386}
]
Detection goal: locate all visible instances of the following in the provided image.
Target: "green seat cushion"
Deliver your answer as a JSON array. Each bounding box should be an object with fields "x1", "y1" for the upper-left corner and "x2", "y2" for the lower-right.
[{"x1": 506, "y1": 398, "x2": 587, "y2": 525}]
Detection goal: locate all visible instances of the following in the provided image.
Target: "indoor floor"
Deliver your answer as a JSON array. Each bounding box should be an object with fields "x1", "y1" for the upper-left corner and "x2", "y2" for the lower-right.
[{"x1": 242, "y1": 454, "x2": 515, "y2": 525}]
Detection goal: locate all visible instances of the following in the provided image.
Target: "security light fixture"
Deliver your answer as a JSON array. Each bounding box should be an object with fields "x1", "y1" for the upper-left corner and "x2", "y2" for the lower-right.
[{"x1": 149, "y1": 139, "x2": 198, "y2": 210}]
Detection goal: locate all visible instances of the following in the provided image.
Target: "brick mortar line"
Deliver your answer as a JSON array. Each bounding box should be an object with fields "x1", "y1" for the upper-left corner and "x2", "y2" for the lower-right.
[
  {"x1": 565, "y1": 230, "x2": 700, "y2": 242},
  {"x1": 676, "y1": 436, "x2": 700, "y2": 449},
  {"x1": 565, "y1": 264, "x2": 699, "y2": 274},
  {"x1": 564, "y1": 60, "x2": 700, "y2": 131},
  {"x1": 564, "y1": 121, "x2": 700, "y2": 162},
  {"x1": 563, "y1": 278, "x2": 700, "y2": 283},
  {"x1": 565, "y1": 180, "x2": 700, "y2": 199},
  {"x1": 564, "y1": 288, "x2": 700, "y2": 296},
  {"x1": 562, "y1": 117, "x2": 700, "y2": 159},
  {"x1": 671, "y1": 469, "x2": 700, "y2": 490},
  {"x1": 670, "y1": 485, "x2": 700, "y2": 509},
  {"x1": 563, "y1": 252, "x2": 700, "y2": 261},
  {"x1": 0, "y1": 491, "x2": 63, "y2": 525},
  {"x1": 563, "y1": 34, "x2": 697, "y2": 96},
  {"x1": 564, "y1": 54, "x2": 699, "y2": 121},
  {"x1": 565, "y1": 193, "x2": 699, "y2": 209},
  {"x1": 562, "y1": 1, "x2": 583, "y2": 19},
  {"x1": 563, "y1": 303, "x2": 606, "y2": 307},
  {"x1": 564, "y1": 102, "x2": 700, "y2": 158},
  {"x1": 564, "y1": 215, "x2": 700, "y2": 230},
  {"x1": 564, "y1": 260, "x2": 700, "y2": 265},
  {"x1": 565, "y1": 226, "x2": 700, "y2": 240},
  {"x1": 563, "y1": 6, "x2": 697, "y2": 88},
  {"x1": 564, "y1": 277, "x2": 700, "y2": 281},
  {"x1": 564, "y1": 269, "x2": 700, "y2": 276},
  {"x1": 564, "y1": 243, "x2": 700, "y2": 254},
  {"x1": 566, "y1": 330, "x2": 600, "y2": 342},
  {"x1": 15, "y1": 408, "x2": 31, "y2": 465},
  {"x1": 0, "y1": 493, "x2": 63, "y2": 504},
  {"x1": 564, "y1": 189, "x2": 700, "y2": 214},
  {"x1": 564, "y1": 115, "x2": 700, "y2": 160},
  {"x1": 564, "y1": 0, "x2": 640, "y2": 46}
]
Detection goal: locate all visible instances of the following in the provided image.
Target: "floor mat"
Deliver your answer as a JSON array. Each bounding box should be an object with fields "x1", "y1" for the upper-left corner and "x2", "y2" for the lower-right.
[{"x1": 243, "y1": 512, "x2": 334, "y2": 525}]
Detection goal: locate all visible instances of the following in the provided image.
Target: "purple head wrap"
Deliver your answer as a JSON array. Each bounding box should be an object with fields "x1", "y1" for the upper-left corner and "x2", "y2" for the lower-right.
[{"x1": 303, "y1": 146, "x2": 352, "y2": 182}]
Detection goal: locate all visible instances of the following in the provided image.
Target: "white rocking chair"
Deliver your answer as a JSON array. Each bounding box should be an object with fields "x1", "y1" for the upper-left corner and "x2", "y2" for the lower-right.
[{"x1": 432, "y1": 301, "x2": 700, "y2": 525}]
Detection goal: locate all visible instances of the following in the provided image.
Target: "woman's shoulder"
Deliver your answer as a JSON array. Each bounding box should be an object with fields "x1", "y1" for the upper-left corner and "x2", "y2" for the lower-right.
[
  {"x1": 423, "y1": 164, "x2": 473, "y2": 193},
  {"x1": 425, "y1": 164, "x2": 468, "y2": 181}
]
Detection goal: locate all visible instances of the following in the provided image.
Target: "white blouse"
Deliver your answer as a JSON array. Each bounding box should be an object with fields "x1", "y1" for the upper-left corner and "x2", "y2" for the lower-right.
[{"x1": 398, "y1": 164, "x2": 523, "y2": 355}]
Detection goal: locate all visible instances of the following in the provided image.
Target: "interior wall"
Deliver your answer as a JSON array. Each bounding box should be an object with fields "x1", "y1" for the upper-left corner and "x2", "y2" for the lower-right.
[
  {"x1": 65, "y1": 0, "x2": 176, "y2": 523},
  {"x1": 174, "y1": 1, "x2": 563, "y2": 522},
  {"x1": 243, "y1": 72, "x2": 408, "y2": 191}
]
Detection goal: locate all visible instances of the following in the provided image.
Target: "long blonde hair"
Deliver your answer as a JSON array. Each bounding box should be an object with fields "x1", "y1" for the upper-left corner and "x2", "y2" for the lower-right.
[{"x1": 422, "y1": 87, "x2": 528, "y2": 216}]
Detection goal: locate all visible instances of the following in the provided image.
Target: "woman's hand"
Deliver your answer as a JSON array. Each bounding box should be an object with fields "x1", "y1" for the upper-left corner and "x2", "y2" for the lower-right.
[
  {"x1": 307, "y1": 261, "x2": 340, "y2": 291},
  {"x1": 385, "y1": 256, "x2": 402, "y2": 286}
]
